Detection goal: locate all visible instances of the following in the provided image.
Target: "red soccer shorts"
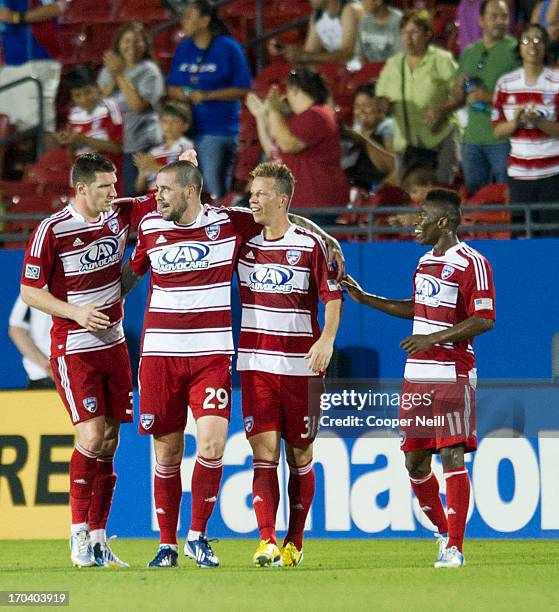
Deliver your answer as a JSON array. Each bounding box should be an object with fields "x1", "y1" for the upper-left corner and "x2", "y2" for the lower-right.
[
  {"x1": 138, "y1": 354, "x2": 232, "y2": 436},
  {"x1": 51, "y1": 342, "x2": 133, "y2": 425},
  {"x1": 240, "y1": 371, "x2": 321, "y2": 446},
  {"x1": 399, "y1": 378, "x2": 477, "y2": 453}
]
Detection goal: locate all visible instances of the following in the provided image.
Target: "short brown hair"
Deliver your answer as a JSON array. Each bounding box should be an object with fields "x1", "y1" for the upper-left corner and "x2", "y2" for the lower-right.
[
  {"x1": 250, "y1": 162, "x2": 295, "y2": 201},
  {"x1": 160, "y1": 101, "x2": 192, "y2": 125},
  {"x1": 71, "y1": 153, "x2": 115, "y2": 186},
  {"x1": 160, "y1": 160, "x2": 203, "y2": 194},
  {"x1": 400, "y1": 9, "x2": 433, "y2": 37}
]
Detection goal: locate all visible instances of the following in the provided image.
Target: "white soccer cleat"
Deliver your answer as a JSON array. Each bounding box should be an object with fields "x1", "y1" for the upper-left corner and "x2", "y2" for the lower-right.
[
  {"x1": 70, "y1": 528, "x2": 95, "y2": 568},
  {"x1": 93, "y1": 536, "x2": 130, "y2": 568},
  {"x1": 434, "y1": 545, "x2": 465, "y2": 569},
  {"x1": 434, "y1": 532, "x2": 448, "y2": 563}
]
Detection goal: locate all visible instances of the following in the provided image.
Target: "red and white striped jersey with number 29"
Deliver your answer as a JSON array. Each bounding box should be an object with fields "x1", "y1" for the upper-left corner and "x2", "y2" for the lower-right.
[
  {"x1": 404, "y1": 241, "x2": 496, "y2": 383},
  {"x1": 237, "y1": 224, "x2": 342, "y2": 376},
  {"x1": 21, "y1": 195, "x2": 156, "y2": 358}
]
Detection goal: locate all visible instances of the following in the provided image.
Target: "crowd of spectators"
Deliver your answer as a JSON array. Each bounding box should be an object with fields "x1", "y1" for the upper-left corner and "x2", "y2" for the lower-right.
[{"x1": 2, "y1": 0, "x2": 559, "y2": 236}]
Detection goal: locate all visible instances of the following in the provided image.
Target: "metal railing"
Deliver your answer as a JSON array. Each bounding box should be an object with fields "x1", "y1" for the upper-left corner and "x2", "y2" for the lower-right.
[
  {"x1": 0, "y1": 76, "x2": 44, "y2": 155},
  {"x1": 1, "y1": 202, "x2": 559, "y2": 245}
]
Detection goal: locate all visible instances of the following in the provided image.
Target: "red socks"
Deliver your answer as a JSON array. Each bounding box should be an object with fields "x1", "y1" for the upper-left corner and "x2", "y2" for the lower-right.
[
  {"x1": 154, "y1": 462, "x2": 182, "y2": 545},
  {"x1": 69, "y1": 442, "x2": 100, "y2": 525},
  {"x1": 444, "y1": 468, "x2": 471, "y2": 552},
  {"x1": 284, "y1": 460, "x2": 315, "y2": 550},
  {"x1": 409, "y1": 471, "x2": 449, "y2": 536},
  {"x1": 252, "y1": 460, "x2": 280, "y2": 543},
  {"x1": 88, "y1": 456, "x2": 117, "y2": 531},
  {"x1": 190, "y1": 455, "x2": 223, "y2": 533}
]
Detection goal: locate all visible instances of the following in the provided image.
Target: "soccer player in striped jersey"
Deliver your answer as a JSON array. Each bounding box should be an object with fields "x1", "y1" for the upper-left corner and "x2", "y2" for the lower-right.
[
  {"x1": 238, "y1": 163, "x2": 342, "y2": 567},
  {"x1": 120, "y1": 159, "x2": 344, "y2": 568},
  {"x1": 20, "y1": 153, "x2": 157, "y2": 568},
  {"x1": 343, "y1": 189, "x2": 495, "y2": 568}
]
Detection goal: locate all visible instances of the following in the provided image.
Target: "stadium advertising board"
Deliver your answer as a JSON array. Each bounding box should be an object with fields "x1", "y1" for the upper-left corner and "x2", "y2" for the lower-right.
[{"x1": 2, "y1": 386, "x2": 559, "y2": 540}]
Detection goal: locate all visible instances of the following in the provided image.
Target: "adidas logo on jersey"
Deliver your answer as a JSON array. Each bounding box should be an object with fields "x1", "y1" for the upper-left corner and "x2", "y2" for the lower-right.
[
  {"x1": 156, "y1": 235, "x2": 167, "y2": 244},
  {"x1": 291, "y1": 503, "x2": 305, "y2": 510},
  {"x1": 204, "y1": 496, "x2": 217, "y2": 503},
  {"x1": 73, "y1": 479, "x2": 87, "y2": 485},
  {"x1": 421, "y1": 505, "x2": 432, "y2": 512},
  {"x1": 253, "y1": 495, "x2": 263, "y2": 504},
  {"x1": 245, "y1": 251, "x2": 255, "y2": 259},
  {"x1": 447, "y1": 507, "x2": 456, "y2": 515},
  {"x1": 156, "y1": 508, "x2": 166, "y2": 514},
  {"x1": 73, "y1": 238, "x2": 84, "y2": 247}
]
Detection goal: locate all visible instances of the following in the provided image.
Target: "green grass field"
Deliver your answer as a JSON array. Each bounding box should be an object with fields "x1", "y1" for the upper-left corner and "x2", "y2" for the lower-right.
[{"x1": 1, "y1": 540, "x2": 558, "y2": 611}]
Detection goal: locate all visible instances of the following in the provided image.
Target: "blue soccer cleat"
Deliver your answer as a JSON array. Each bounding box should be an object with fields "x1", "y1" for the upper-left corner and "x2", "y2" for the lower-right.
[
  {"x1": 434, "y1": 545, "x2": 465, "y2": 569},
  {"x1": 184, "y1": 535, "x2": 219, "y2": 568},
  {"x1": 93, "y1": 537, "x2": 130, "y2": 568},
  {"x1": 148, "y1": 545, "x2": 178, "y2": 568}
]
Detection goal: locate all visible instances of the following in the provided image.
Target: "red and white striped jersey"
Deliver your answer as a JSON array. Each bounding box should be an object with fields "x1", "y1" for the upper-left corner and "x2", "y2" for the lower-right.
[
  {"x1": 21, "y1": 195, "x2": 156, "y2": 358},
  {"x1": 67, "y1": 98, "x2": 123, "y2": 172},
  {"x1": 492, "y1": 67, "x2": 559, "y2": 179},
  {"x1": 130, "y1": 204, "x2": 261, "y2": 358},
  {"x1": 144, "y1": 137, "x2": 195, "y2": 190},
  {"x1": 404, "y1": 241, "x2": 496, "y2": 383},
  {"x1": 237, "y1": 224, "x2": 342, "y2": 376}
]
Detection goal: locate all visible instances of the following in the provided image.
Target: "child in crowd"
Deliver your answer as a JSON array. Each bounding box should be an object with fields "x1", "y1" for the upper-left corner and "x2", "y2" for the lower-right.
[
  {"x1": 55, "y1": 65, "x2": 124, "y2": 194},
  {"x1": 133, "y1": 102, "x2": 194, "y2": 194}
]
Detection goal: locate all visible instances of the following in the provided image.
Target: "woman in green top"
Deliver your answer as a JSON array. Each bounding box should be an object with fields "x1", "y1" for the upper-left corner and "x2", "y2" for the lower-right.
[{"x1": 376, "y1": 9, "x2": 460, "y2": 185}]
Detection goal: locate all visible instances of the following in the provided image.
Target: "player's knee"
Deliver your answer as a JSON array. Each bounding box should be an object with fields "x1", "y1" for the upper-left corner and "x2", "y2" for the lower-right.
[
  {"x1": 100, "y1": 436, "x2": 119, "y2": 457},
  {"x1": 440, "y1": 445, "x2": 465, "y2": 470},
  {"x1": 76, "y1": 432, "x2": 104, "y2": 454},
  {"x1": 197, "y1": 438, "x2": 225, "y2": 459},
  {"x1": 405, "y1": 454, "x2": 430, "y2": 479},
  {"x1": 287, "y1": 445, "x2": 313, "y2": 467}
]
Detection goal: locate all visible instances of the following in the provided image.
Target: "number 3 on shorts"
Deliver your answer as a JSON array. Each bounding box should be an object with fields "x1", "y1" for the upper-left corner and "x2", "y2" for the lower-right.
[{"x1": 203, "y1": 387, "x2": 229, "y2": 410}]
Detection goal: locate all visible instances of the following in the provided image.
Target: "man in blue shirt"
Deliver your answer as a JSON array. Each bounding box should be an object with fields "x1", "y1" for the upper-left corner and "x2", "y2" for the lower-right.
[
  {"x1": 167, "y1": 0, "x2": 252, "y2": 201},
  {"x1": 0, "y1": 0, "x2": 67, "y2": 133}
]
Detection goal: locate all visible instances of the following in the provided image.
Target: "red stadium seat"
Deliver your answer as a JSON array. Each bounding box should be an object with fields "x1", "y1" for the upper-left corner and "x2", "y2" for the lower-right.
[
  {"x1": 75, "y1": 24, "x2": 121, "y2": 64},
  {"x1": 60, "y1": 0, "x2": 113, "y2": 24},
  {"x1": 463, "y1": 183, "x2": 511, "y2": 239},
  {"x1": 4, "y1": 195, "x2": 67, "y2": 247},
  {"x1": 113, "y1": 0, "x2": 173, "y2": 23},
  {"x1": 346, "y1": 61, "x2": 385, "y2": 93},
  {"x1": 252, "y1": 61, "x2": 291, "y2": 97}
]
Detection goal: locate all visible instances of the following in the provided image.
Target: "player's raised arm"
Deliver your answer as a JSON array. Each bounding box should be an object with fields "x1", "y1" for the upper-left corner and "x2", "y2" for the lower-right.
[
  {"x1": 342, "y1": 274, "x2": 414, "y2": 320},
  {"x1": 288, "y1": 213, "x2": 345, "y2": 280},
  {"x1": 20, "y1": 285, "x2": 110, "y2": 332}
]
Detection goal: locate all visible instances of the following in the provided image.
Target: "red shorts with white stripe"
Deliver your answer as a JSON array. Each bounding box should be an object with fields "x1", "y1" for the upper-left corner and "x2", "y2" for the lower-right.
[
  {"x1": 399, "y1": 379, "x2": 477, "y2": 453},
  {"x1": 138, "y1": 354, "x2": 232, "y2": 436},
  {"x1": 51, "y1": 342, "x2": 133, "y2": 425},
  {"x1": 240, "y1": 371, "x2": 321, "y2": 446}
]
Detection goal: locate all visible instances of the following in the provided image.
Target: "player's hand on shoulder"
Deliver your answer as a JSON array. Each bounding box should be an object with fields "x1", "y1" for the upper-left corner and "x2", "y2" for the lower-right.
[
  {"x1": 72, "y1": 303, "x2": 111, "y2": 332},
  {"x1": 179, "y1": 149, "x2": 198, "y2": 166},
  {"x1": 326, "y1": 240, "x2": 345, "y2": 281},
  {"x1": 341, "y1": 274, "x2": 364, "y2": 303},
  {"x1": 306, "y1": 336, "x2": 334, "y2": 374}
]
